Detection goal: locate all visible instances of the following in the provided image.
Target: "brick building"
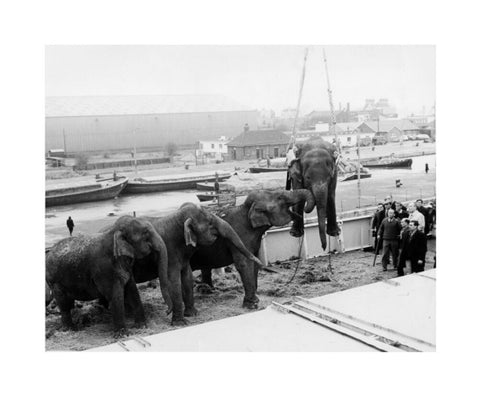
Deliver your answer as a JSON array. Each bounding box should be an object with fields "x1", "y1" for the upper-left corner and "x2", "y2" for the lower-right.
[{"x1": 227, "y1": 129, "x2": 290, "y2": 161}]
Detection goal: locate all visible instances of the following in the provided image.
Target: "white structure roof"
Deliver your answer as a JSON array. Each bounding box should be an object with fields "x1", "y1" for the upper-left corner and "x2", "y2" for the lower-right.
[
  {"x1": 46, "y1": 95, "x2": 255, "y2": 117},
  {"x1": 89, "y1": 270, "x2": 436, "y2": 352}
]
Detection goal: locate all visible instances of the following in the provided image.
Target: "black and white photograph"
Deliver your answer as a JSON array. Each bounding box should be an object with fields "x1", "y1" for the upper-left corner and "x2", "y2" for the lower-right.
[
  {"x1": 4, "y1": 1, "x2": 480, "y2": 395},
  {"x1": 45, "y1": 45, "x2": 436, "y2": 352}
]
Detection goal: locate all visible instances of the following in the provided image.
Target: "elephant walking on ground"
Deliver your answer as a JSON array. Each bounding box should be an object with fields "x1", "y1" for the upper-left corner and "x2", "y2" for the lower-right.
[
  {"x1": 46, "y1": 216, "x2": 171, "y2": 337},
  {"x1": 132, "y1": 203, "x2": 263, "y2": 326},
  {"x1": 190, "y1": 189, "x2": 315, "y2": 308},
  {"x1": 288, "y1": 139, "x2": 341, "y2": 250}
]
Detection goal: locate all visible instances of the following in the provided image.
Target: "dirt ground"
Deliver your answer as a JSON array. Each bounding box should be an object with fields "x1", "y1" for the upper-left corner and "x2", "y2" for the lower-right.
[{"x1": 45, "y1": 238, "x2": 436, "y2": 351}]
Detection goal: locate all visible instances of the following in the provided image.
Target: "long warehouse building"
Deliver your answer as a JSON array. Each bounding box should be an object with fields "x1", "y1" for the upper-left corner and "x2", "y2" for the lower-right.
[{"x1": 45, "y1": 95, "x2": 258, "y2": 153}]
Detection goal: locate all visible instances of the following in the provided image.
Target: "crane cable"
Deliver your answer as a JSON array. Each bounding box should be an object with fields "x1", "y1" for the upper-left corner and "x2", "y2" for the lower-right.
[
  {"x1": 287, "y1": 48, "x2": 309, "y2": 152},
  {"x1": 323, "y1": 48, "x2": 342, "y2": 171}
]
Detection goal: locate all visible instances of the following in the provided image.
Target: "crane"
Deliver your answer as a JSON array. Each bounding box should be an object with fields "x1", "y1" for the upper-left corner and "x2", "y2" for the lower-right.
[
  {"x1": 287, "y1": 48, "x2": 309, "y2": 152},
  {"x1": 322, "y1": 48, "x2": 341, "y2": 155}
]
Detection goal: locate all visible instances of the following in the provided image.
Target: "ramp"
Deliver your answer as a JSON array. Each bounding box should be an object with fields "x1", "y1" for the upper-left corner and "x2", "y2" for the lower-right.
[{"x1": 89, "y1": 270, "x2": 436, "y2": 352}]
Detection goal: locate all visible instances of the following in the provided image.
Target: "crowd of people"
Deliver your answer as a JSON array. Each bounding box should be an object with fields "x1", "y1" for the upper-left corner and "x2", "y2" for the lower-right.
[{"x1": 371, "y1": 196, "x2": 436, "y2": 276}]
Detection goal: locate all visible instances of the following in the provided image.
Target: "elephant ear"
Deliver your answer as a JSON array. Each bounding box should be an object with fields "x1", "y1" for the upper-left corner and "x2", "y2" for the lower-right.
[
  {"x1": 289, "y1": 159, "x2": 303, "y2": 186},
  {"x1": 248, "y1": 202, "x2": 271, "y2": 228},
  {"x1": 113, "y1": 230, "x2": 135, "y2": 259},
  {"x1": 184, "y1": 218, "x2": 197, "y2": 247}
]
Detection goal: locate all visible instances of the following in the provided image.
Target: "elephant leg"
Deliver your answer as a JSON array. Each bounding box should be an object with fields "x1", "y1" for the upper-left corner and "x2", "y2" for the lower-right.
[
  {"x1": 54, "y1": 287, "x2": 76, "y2": 330},
  {"x1": 201, "y1": 268, "x2": 214, "y2": 287},
  {"x1": 110, "y1": 278, "x2": 128, "y2": 337},
  {"x1": 169, "y1": 266, "x2": 187, "y2": 326},
  {"x1": 326, "y1": 179, "x2": 340, "y2": 236},
  {"x1": 289, "y1": 200, "x2": 305, "y2": 238},
  {"x1": 98, "y1": 295, "x2": 109, "y2": 309},
  {"x1": 233, "y1": 253, "x2": 259, "y2": 309},
  {"x1": 125, "y1": 277, "x2": 146, "y2": 327},
  {"x1": 182, "y1": 266, "x2": 198, "y2": 317}
]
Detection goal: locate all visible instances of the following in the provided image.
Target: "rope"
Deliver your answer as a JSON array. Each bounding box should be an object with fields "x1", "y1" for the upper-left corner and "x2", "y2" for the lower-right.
[
  {"x1": 287, "y1": 48, "x2": 309, "y2": 152},
  {"x1": 284, "y1": 234, "x2": 305, "y2": 286}
]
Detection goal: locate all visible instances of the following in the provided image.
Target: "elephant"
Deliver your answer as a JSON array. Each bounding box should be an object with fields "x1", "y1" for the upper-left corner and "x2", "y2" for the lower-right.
[
  {"x1": 46, "y1": 216, "x2": 171, "y2": 337},
  {"x1": 132, "y1": 202, "x2": 264, "y2": 326},
  {"x1": 288, "y1": 138, "x2": 341, "y2": 250},
  {"x1": 190, "y1": 189, "x2": 315, "y2": 309}
]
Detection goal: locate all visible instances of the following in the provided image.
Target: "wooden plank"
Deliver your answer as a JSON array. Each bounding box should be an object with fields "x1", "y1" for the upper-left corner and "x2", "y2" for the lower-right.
[
  {"x1": 290, "y1": 302, "x2": 420, "y2": 352},
  {"x1": 271, "y1": 301, "x2": 403, "y2": 352},
  {"x1": 295, "y1": 297, "x2": 435, "y2": 351}
]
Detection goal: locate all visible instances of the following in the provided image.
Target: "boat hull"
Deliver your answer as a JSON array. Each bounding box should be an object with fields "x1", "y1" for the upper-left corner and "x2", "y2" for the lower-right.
[
  {"x1": 196, "y1": 192, "x2": 219, "y2": 202},
  {"x1": 362, "y1": 158, "x2": 413, "y2": 168},
  {"x1": 45, "y1": 177, "x2": 129, "y2": 207},
  {"x1": 340, "y1": 173, "x2": 372, "y2": 182},
  {"x1": 196, "y1": 182, "x2": 215, "y2": 191},
  {"x1": 249, "y1": 167, "x2": 288, "y2": 173},
  {"x1": 123, "y1": 174, "x2": 230, "y2": 194}
]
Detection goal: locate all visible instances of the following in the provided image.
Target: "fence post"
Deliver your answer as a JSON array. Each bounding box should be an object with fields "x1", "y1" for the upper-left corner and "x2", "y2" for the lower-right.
[{"x1": 133, "y1": 211, "x2": 136, "y2": 218}]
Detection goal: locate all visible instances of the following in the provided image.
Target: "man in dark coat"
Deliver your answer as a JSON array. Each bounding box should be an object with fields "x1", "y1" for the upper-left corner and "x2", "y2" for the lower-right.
[
  {"x1": 397, "y1": 218, "x2": 411, "y2": 276},
  {"x1": 66, "y1": 216, "x2": 74, "y2": 236},
  {"x1": 378, "y1": 209, "x2": 402, "y2": 271},
  {"x1": 395, "y1": 201, "x2": 409, "y2": 220},
  {"x1": 408, "y1": 220, "x2": 427, "y2": 273},
  {"x1": 371, "y1": 203, "x2": 385, "y2": 251}
]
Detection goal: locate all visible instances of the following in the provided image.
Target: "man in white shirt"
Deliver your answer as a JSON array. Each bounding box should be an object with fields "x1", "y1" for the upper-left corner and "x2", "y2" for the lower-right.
[
  {"x1": 285, "y1": 145, "x2": 298, "y2": 190},
  {"x1": 407, "y1": 202, "x2": 425, "y2": 231},
  {"x1": 286, "y1": 145, "x2": 297, "y2": 166}
]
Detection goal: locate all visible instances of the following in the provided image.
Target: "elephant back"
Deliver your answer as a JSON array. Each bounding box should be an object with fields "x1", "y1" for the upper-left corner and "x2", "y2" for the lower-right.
[{"x1": 46, "y1": 234, "x2": 99, "y2": 273}]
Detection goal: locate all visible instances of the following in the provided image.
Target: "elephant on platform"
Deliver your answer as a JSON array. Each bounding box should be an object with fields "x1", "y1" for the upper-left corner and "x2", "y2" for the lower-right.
[
  {"x1": 132, "y1": 203, "x2": 263, "y2": 326},
  {"x1": 288, "y1": 139, "x2": 340, "y2": 250},
  {"x1": 46, "y1": 216, "x2": 171, "y2": 337},
  {"x1": 190, "y1": 189, "x2": 315, "y2": 309}
]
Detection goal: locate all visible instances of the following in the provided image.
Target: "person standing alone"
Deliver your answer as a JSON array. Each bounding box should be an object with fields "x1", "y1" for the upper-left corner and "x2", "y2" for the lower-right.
[
  {"x1": 378, "y1": 209, "x2": 401, "y2": 271},
  {"x1": 66, "y1": 216, "x2": 74, "y2": 236}
]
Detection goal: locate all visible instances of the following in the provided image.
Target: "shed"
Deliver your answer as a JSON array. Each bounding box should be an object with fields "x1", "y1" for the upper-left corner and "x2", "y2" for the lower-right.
[
  {"x1": 227, "y1": 129, "x2": 290, "y2": 160},
  {"x1": 45, "y1": 95, "x2": 258, "y2": 153}
]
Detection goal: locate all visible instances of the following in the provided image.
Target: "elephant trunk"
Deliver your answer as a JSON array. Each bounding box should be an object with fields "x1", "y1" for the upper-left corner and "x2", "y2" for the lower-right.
[
  {"x1": 312, "y1": 183, "x2": 328, "y2": 251},
  {"x1": 211, "y1": 215, "x2": 264, "y2": 268},
  {"x1": 287, "y1": 189, "x2": 315, "y2": 213},
  {"x1": 150, "y1": 230, "x2": 172, "y2": 313}
]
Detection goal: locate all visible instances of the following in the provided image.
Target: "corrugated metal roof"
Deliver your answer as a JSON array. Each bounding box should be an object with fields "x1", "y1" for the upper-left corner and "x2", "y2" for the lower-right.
[
  {"x1": 335, "y1": 121, "x2": 363, "y2": 132},
  {"x1": 364, "y1": 119, "x2": 418, "y2": 133},
  {"x1": 228, "y1": 129, "x2": 291, "y2": 147},
  {"x1": 46, "y1": 95, "x2": 255, "y2": 117}
]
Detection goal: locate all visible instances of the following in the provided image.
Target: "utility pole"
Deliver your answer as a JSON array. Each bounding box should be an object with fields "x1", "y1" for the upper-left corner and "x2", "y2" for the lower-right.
[
  {"x1": 133, "y1": 130, "x2": 138, "y2": 177},
  {"x1": 287, "y1": 48, "x2": 309, "y2": 151},
  {"x1": 62, "y1": 128, "x2": 67, "y2": 156},
  {"x1": 356, "y1": 127, "x2": 361, "y2": 208},
  {"x1": 323, "y1": 48, "x2": 340, "y2": 154}
]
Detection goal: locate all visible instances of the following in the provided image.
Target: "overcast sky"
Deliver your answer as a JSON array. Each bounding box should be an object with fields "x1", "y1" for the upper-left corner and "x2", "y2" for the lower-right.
[{"x1": 46, "y1": 45, "x2": 435, "y2": 117}]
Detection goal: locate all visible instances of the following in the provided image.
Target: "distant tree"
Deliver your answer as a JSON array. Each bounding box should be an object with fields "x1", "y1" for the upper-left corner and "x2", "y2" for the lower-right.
[
  {"x1": 74, "y1": 153, "x2": 90, "y2": 170},
  {"x1": 165, "y1": 142, "x2": 178, "y2": 157}
]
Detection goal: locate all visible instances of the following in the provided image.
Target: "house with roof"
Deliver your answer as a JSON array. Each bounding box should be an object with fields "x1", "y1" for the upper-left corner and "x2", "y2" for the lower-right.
[
  {"x1": 227, "y1": 129, "x2": 291, "y2": 160},
  {"x1": 364, "y1": 119, "x2": 419, "y2": 142},
  {"x1": 294, "y1": 121, "x2": 376, "y2": 147},
  {"x1": 196, "y1": 136, "x2": 230, "y2": 163},
  {"x1": 45, "y1": 95, "x2": 258, "y2": 153}
]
